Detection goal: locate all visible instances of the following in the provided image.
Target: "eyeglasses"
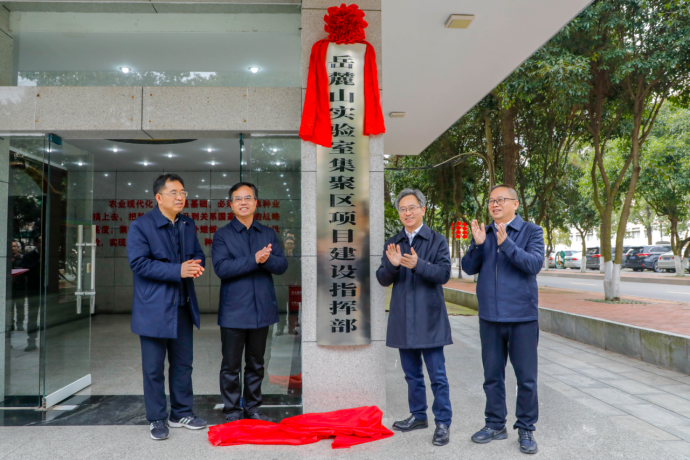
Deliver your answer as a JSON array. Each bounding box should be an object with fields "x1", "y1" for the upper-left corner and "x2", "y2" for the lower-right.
[
  {"x1": 232, "y1": 195, "x2": 255, "y2": 203},
  {"x1": 488, "y1": 198, "x2": 516, "y2": 206},
  {"x1": 159, "y1": 191, "x2": 188, "y2": 198},
  {"x1": 399, "y1": 205, "x2": 422, "y2": 213}
]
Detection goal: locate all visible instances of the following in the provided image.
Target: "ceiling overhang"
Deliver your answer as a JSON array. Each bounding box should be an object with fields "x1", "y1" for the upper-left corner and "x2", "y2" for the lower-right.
[{"x1": 381, "y1": 0, "x2": 594, "y2": 156}]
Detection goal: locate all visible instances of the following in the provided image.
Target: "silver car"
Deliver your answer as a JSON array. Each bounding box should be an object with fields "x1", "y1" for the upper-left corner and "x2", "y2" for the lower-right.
[
  {"x1": 658, "y1": 252, "x2": 690, "y2": 273},
  {"x1": 565, "y1": 251, "x2": 583, "y2": 269}
]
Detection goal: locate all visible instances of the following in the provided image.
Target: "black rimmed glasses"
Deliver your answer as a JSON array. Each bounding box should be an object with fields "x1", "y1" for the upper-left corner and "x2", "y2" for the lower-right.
[{"x1": 488, "y1": 198, "x2": 516, "y2": 206}]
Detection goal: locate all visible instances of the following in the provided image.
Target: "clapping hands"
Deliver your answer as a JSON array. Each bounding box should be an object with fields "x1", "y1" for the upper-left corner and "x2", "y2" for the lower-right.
[{"x1": 255, "y1": 244, "x2": 272, "y2": 264}]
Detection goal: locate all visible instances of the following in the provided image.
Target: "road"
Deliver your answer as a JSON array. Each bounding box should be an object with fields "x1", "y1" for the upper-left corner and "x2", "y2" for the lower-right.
[{"x1": 536, "y1": 274, "x2": 690, "y2": 303}]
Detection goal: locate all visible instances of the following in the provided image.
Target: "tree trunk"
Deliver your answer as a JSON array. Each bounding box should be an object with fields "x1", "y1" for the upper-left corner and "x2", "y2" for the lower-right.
[
  {"x1": 500, "y1": 105, "x2": 518, "y2": 188},
  {"x1": 580, "y1": 230, "x2": 587, "y2": 273},
  {"x1": 646, "y1": 205, "x2": 653, "y2": 244}
]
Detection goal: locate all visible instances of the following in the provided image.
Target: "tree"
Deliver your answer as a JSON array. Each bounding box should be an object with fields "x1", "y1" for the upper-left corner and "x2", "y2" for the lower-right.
[
  {"x1": 637, "y1": 104, "x2": 690, "y2": 275},
  {"x1": 550, "y1": 0, "x2": 690, "y2": 299},
  {"x1": 563, "y1": 164, "x2": 601, "y2": 272}
]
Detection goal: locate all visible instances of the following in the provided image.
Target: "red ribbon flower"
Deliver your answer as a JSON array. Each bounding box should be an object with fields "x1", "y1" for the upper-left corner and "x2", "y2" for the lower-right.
[{"x1": 324, "y1": 3, "x2": 368, "y2": 44}]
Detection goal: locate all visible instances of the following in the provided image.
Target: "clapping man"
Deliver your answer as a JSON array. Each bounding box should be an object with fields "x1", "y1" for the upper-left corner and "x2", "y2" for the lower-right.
[
  {"x1": 128, "y1": 174, "x2": 207, "y2": 440},
  {"x1": 462, "y1": 184, "x2": 544, "y2": 454},
  {"x1": 376, "y1": 189, "x2": 453, "y2": 446},
  {"x1": 212, "y1": 182, "x2": 288, "y2": 423}
]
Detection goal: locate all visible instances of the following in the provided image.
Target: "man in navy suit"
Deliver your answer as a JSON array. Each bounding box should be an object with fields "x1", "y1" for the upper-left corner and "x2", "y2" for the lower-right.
[
  {"x1": 212, "y1": 182, "x2": 288, "y2": 423},
  {"x1": 127, "y1": 173, "x2": 207, "y2": 440},
  {"x1": 462, "y1": 184, "x2": 544, "y2": 455}
]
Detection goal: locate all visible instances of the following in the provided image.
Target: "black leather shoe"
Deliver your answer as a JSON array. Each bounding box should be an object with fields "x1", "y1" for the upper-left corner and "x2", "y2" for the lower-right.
[
  {"x1": 518, "y1": 428, "x2": 538, "y2": 454},
  {"x1": 433, "y1": 423, "x2": 450, "y2": 446},
  {"x1": 224, "y1": 411, "x2": 243, "y2": 423},
  {"x1": 244, "y1": 411, "x2": 276, "y2": 423},
  {"x1": 471, "y1": 425, "x2": 508, "y2": 443},
  {"x1": 393, "y1": 415, "x2": 429, "y2": 432}
]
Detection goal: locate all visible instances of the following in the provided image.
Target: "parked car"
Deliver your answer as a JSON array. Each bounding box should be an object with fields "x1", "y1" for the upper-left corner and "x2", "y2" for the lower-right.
[
  {"x1": 548, "y1": 250, "x2": 577, "y2": 268},
  {"x1": 585, "y1": 247, "x2": 601, "y2": 270},
  {"x1": 565, "y1": 251, "x2": 582, "y2": 269},
  {"x1": 620, "y1": 246, "x2": 632, "y2": 268},
  {"x1": 626, "y1": 245, "x2": 672, "y2": 272},
  {"x1": 657, "y1": 252, "x2": 690, "y2": 273}
]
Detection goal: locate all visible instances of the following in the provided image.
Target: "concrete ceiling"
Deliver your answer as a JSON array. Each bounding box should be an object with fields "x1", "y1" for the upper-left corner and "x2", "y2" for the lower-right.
[{"x1": 381, "y1": 0, "x2": 593, "y2": 156}]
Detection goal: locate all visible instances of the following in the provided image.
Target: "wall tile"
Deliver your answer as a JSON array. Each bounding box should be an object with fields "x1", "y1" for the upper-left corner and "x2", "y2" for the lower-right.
[
  {"x1": 369, "y1": 134, "x2": 384, "y2": 172},
  {"x1": 301, "y1": 171, "x2": 317, "y2": 257},
  {"x1": 245, "y1": 87, "x2": 301, "y2": 132},
  {"x1": 257, "y1": 171, "x2": 300, "y2": 200},
  {"x1": 301, "y1": 139, "x2": 317, "y2": 173},
  {"x1": 95, "y1": 257, "x2": 114, "y2": 288},
  {"x1": 0, "y1": 131, "x2": 10, "y2": 184},
  {"x1": 369, "y1": 171, "x2": 384, "y2": 256},
  {"x1": 370, "y1": 256, "x2": 386, "y2": 342},
  {"x1": 143, "y1": 87, "x2": 247, "y2": 133},
  {"x1": 35, "y1": 87, "x2": 142, "y2": 135},
  {"x1": 0, "y1": 87, "x2": 37, "y2": 131},
  {"x1": 301, "y1": 256, "x2": 317, "y2": 342},
  {"x1": 641, "y1": 330, "x2": 690, "y2": 375},
  {"x1": 93, "y1": 171, "x2": 117, "y2": 198},
  {"x1": 302, "y1": 340, "x2": 386, "y2": 413}
]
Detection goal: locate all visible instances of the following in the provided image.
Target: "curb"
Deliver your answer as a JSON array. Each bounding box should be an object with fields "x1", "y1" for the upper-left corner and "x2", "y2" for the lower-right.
[{"x1": 538, "y1": 271, "x2": 690, "y2": 286}]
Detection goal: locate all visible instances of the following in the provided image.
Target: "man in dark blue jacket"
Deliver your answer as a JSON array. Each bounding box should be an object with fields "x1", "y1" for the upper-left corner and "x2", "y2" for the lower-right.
[
  {"x1": 462, "y1": 184, "x2": 544, "y2": 455},
  {"x1": 376, "y1": 189, "x2": 452, "y2": 447},
  {"x1": 127, "y1": 174, "x2": 206, "y2": 441},
  {"x1": 212, "y1": 182, "x2": 288, "y2": 423}
]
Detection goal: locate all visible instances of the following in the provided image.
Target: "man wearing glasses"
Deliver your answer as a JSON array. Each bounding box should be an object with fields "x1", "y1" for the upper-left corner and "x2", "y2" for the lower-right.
[
  {"x1": 212, "y1": 182, "x2": 288, "y2": 423},
  {"x1": 462, "y1": 184, "x2": 544, "y2": 455},
  {"x1": 127, "y1": 173, "x2": 207, "y2": 440},
  {"x1": 376, "y1": 189, "x2": 453, "y2": 447}
]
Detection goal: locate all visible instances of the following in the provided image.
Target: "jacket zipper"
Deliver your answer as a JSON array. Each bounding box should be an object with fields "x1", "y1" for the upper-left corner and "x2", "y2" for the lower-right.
[{"x1": 496, "y1": 246, "x2": 499, "y2": 318}]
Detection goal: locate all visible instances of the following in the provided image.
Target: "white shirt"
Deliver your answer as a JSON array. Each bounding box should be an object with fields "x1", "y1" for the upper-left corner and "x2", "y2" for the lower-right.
[
  {"x1": 405, "y1": 223, "x2": 424, "y2": 246},
  {"x1": 494, "y1": 216, "x2": 515, "y2": 230}
]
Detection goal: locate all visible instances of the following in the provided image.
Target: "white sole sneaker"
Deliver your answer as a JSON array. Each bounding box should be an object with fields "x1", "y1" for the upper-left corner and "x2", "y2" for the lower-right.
[
  {"x1": 150, "y1": 432, "x2": 169, "y2": 440},
  {"x1": 168, "y1": 419, "x2": 207, "y2": 430}
]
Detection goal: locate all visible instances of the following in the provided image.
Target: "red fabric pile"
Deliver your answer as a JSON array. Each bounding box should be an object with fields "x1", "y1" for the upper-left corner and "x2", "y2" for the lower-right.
[{"x1": 208, "y1": 406, "x2": 394, "y2": 449}]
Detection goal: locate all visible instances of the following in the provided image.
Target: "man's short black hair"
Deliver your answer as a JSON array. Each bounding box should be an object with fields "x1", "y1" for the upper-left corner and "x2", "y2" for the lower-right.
[
  {"x1": 490, "y1": 184, "x2": 518, "y2": 200},
  {"x1": 153, "y1": 174, "x2": 185, "y2": 197},
  {"x1": 229, "y1": 182, "x2": 259, "y2": 201}
]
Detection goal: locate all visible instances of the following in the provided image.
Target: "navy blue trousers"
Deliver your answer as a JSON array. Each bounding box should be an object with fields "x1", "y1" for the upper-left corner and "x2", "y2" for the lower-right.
[
  {"x1": 140, "y1": 305, "x2": 194, "y2": 422},
  {"x1": 399, "y1": 346, "x2": 452, "y2": 426},
  {"x1": 479, "y1": 319, "x2": 539, "y2": 431}
]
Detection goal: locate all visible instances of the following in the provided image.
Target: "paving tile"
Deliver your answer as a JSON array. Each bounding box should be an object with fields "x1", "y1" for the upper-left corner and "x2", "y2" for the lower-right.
[
  {"x1": 610, "y1": 415, "x2": 681, "y2": 441},
  {"x1": 616, "y1": 404, "x2": 690, "y2": 427},
  {"x1": 637, "y1": 394, "x2": 690, "y2": 419},
  {"x1": 579, "y1": 387, "x2": 648, "y2": 406},
  {"x1": 618, "y1": 370, "x2": 683, "y2": 387},
  {"x1": 658, "y1": 440, "x2": 690, "y2": 457},
  {"x1": 604, "y1": 379, "x2": 666, "y2": 395},
  {"x1": 577, "y1": 367, "x2": 629, "y2": 381},
  {"x1": 572, "y1": 395, "x2": 627, "y2": 416},
  {"x1": 551, "y1": 373, "x2": 610, "y2": 389}
]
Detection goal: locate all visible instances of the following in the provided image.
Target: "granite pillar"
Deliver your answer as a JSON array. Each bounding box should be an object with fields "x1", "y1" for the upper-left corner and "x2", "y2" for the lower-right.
[
  {"x1": 0, "y1": 7, "x2": 14, "y2": 86},
  {"x1": 0, "y1": 136, "x2": 9, "y2": 402},
  {"x1": 300, "y1": 0, "x2": 386, "y2": 414}
]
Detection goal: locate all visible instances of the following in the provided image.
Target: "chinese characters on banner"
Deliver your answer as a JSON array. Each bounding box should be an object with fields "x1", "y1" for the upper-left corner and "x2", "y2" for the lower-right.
[
  {"x1": 316, "y1": 43, "x2": 371, "y2": 346},
  {"x1": 92, "y1": 198, "x2": 282, "y2": 249}
]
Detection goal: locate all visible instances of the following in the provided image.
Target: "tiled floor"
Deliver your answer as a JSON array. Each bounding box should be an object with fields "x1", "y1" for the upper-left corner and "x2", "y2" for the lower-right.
[{"x1": 4, "y1": 316, "x2": 690, "y2": 458}]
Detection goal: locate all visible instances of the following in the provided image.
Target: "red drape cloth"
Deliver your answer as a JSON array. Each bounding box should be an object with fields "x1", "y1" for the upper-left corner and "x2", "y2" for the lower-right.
[
  {"x1": 208, "y1": 406, "x2": 393, "y2": 449},
  {"x1": 299, "y1": 40, "x2": 385, "y2": 148}
]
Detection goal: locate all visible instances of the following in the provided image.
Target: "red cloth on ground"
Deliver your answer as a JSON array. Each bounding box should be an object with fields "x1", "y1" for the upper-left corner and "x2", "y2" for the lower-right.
[
  {"x1": 208, "y1": 406, "x2": 393, "y2": 449},
  {"x1": 299, "y1": 40, "x2": 385, "y2": 148}
]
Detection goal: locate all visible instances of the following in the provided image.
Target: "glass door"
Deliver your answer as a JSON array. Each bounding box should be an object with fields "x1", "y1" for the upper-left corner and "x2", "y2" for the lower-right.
[
  {"x1": 0, "y1": 134, "x2": 95, "y2": 408},
  {"x1": 41, "y1": 135, "x2": 95, "y2": 408}
]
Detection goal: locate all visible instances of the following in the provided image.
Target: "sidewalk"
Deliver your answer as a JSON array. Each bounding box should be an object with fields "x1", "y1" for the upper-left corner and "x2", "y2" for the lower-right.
[
  {"x1": 445, "y1": 279, "x2": 690, "y2": 337},
  {"x1": 4, "y1": 317, "x2": 690, "y2": 459}
]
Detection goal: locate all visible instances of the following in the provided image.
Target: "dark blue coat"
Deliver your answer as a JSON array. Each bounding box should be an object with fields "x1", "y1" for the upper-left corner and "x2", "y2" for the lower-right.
[
  {"x1": 212, "y1": 217, "x2": 288, "y2": 329},
  {"x1": 461, "y1": 214, "x2": 544, "y2": 322},
  {"x1": 376, "y1": 225, "x2": 452, "y2": 349},
  {"x1": 127, "y1": 206, "x2": 205, "y2": 339}
]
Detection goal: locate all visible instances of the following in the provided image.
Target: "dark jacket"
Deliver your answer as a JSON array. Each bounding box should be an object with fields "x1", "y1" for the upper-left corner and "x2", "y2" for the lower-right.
[
  {"x1": 127, "y1": 206, "x2": 205, "y2": 339},
  {"x1": 461, "y1": 214, "x2": 544, "y2": 322},
  {"x1": 212, "y1": 217, "x2": 288, "y2": 329},
  {"x1": 376, "y1": 224, "x2": 452, "y2": 349}
]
